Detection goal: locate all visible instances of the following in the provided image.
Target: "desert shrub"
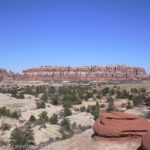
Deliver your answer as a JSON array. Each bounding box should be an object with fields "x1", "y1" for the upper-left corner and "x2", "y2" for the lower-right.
[
  {"x1": 37, "y1": 111, "x2": 49, "y2": 129},
  {"x1": 146, "y1": 111, "x2": 150, "y2": 119},
  {"x1": 92, "y1": 102, "x2": 100, "y2": 120},
  {"x1": 120, "y1": 89, "x2": 129, "y2": 99},
  {"x1": 101, "y1": 87, "x2": 110, "y2": 96},
  {"x1": 109, "y1": 88, "x2": 115, "y2": 96},
  {"x1": 139, "y1": 88, "x2": 146, "y2": 93},
  {"x1": 36, "y1": 100, "x2": 46, "y2": 109},
  {"x1": 60, "y1": 129, "x2": 72, "y2": 140},
  {"x1": 51, "y1": 95, "x2": 60, "y2": 105},
  {"x1": 0, "y1": 123, "x2": 11, "y2": 131},
  {"x1": 0, "y1": 139, "x2": 7, "y2": 146},
  {"x1": 64, "y1": 106, "x2": 72, "y2": 117},
  {"x1": 0, "y1": 107, "x2": 21, "y2": 119},
  {"x1": 128, "y1": 94, "x2": 134, "y2": 100},
  {"x1": 61, "y1": 118, "x2": 70, "y2": 131},
  {"x1": 116, "y1": 89, "x2": 122, "y2": 99},
  {"x1": 50, "y1": 114, "x2": 58, "y2": 124},
  {"x1": 48, "y1": 86, "x2": 56, "y2": 94},
  {"x1": 10, "y1": 111, "x2": 21, "y2": 119},
  {"x1": 144, "y1": 97, "x2": 150, "y2": 106},
  {"x1": 10, "y1": 127, "x2": 34, "y2": 150},
  {"x1": 17, "y1": 93, "x2": 25, "y2": 99},
  {"x1": 29, "y1": 115, "x2": 36, "y2": 122},
  {"x1": 80, "y1": 106, "x2": 86, "y2": 112},
  {"x1": 100, "y1": 104, "x2": 105, "y2": 108},
  {"x1": 85, "y1": 92, "x2": 93, "y2": 100},
  {"x1": 133, "y1": 96, "x2": 143, "y2": 106},
  {"x1": 107, "y1": 99, "x2": 115, "y2": 112},
  {"x1": 106, "y1": 96, "x2": 113, "y2": 102},
  {"x1": 23, "y1": 86, "x2": 35, "y2": 95},
  {"x1": 38, "y1": 111, "x2": 49, "y2": 122},
  {"x1": 35, "y1": 86, "x2": 46, "y2": 94},
  {"x1": 131, "y1": 88, "x2": 139, "y2": 94},
  {"x1": 11, "y1": 93, "x2": 25, "y2": 99},
  {"x1": 0, "y1": 107, "x2": 10, "y2": 117},
  {"x1": 40, "y1": 92, "x2": 48, "y2": 102},
  {"x1": 126, "y1": 101, "x2": 133, "y2": 109},
  {"x1": 86, "y1": 102, "x2": 100, "y2": 120}
]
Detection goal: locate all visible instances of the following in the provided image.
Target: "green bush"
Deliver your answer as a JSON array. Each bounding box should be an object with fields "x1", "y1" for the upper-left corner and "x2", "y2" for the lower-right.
[
  {"x1": 145, "y1": 97, "x2": 150, "y2": 106},
  {"x1": 10, "y1": 111, "x2": 21, "y2": 119},
  {"x1": 41, "y1": 92, "x2": 48, "y2": 102},
  {"x1": 0, "y1": 123, "x2": 11, "y2": 131},
  {"x1": 36, "y1": 101, "x2": 46, "y2": 109},
  {"x1": 146, "y1": 111, "x2": 150, "y2": 119},
  {"x1": 10, "y1": 127, "x2": 34, "y2": 150},
  {"x1": 50, "y1": 114, "x2": 58, "y2": 124},
  {"x1": 0, "y1": 107, "x2": 10, "y2": 117},
  {"x1": 61, "y1": 118, "x2": 70, "y2": 131},
  {"x1": 80, "y1": 106, "x2": 86, "y2": 112},
  {"x1": 64, "y1": 106, "x2": 72, "y2": 117},
  {"x1": 29, "y1": 115, "x2": 36, "y2": 122},
  {"x1": 101, "y1": 87, "x2": 110, "y2": 96},
  {"x1": 126, "y1": 101, "x2": 133, "y2": 109},
  {"x1": 38, "y1": 111, "x2": 49, "y2": 122},
  {"x1": 107, "y1": 99, "x2": 115, "y2": 112},
  {"x1": 86, "y1": 102, "x2": 100, "y2": 120}
]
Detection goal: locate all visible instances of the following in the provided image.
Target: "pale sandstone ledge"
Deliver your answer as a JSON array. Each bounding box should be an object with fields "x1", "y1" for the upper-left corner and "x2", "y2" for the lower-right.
[{"x1": 41, "y1": 129, "x2": 140, "y2": 150}]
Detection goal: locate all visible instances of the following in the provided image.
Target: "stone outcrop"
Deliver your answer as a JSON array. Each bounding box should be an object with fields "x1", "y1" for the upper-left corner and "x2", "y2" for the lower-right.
[
  {"x1": 93, "y1": 112, "x2": 150, "y2": 138},
  {"x1": 142, "y1": 131, "x2": 150, "y2": 150},
  {"x1": 18, "y1": 65, "x2": 148, "y2": 82},
  {"x1": 0, "y1": 65, "x2": 149, "y2": 82},
  {"x1": 0, "y1": 68, "x2": 16, "y2": 82}
]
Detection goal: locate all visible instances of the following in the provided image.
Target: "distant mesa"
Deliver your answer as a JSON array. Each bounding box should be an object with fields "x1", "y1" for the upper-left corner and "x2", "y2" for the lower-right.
[{"x1": 0, "y1": 65, "x2": 149, "y2": 82}]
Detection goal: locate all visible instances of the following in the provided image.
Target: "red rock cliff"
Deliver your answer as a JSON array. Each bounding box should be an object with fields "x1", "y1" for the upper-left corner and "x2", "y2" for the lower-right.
[
  {"x1": 17, "y1": 65, "x2": 148, "y2": 82},
  {"x1": 0, "y1": 65, "x2": 148, "y2": 82}
]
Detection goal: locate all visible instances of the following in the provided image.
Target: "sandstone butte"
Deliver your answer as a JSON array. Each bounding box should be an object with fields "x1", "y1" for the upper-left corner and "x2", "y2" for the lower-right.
[
  {"x1": 93, "y1": 112, "x2": 150, "y2": 138},
  {"x1": 0, "y1": 65, "x2": 149, "y2": 82}
]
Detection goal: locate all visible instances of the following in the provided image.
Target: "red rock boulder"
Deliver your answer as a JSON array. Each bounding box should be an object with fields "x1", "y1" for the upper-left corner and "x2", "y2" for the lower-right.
[
  {"x1": 142, "y1": 131, "x2": 150, "y2": 150},
  {"x1": 93, "y1": 112, "x2": 150, "y2": 138}
]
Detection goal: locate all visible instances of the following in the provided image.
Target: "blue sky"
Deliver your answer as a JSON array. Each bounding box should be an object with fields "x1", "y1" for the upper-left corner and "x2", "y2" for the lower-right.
[{"x1": 0, "y1": 0, "x2": 150, "y2": 73}]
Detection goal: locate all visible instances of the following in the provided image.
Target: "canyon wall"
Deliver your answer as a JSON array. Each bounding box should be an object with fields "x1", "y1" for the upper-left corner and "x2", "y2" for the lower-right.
[
  {"x1": 0, "y1": 65, "x2": 148, "y2": 82},
  {"x1": 17, "y1": 65, "x2": 148, "y2": 82}
]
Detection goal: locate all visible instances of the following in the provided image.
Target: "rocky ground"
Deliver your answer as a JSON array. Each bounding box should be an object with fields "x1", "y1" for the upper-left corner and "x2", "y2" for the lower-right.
[
  {"x1": 41, "y1": 129, "x2": 141, "y2": 150},
  {"x1": 0, "y1": 81, "x2": 150, "y2": 150}
]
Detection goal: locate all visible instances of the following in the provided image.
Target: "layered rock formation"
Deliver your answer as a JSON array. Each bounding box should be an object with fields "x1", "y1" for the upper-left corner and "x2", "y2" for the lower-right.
[
  {"x1": 93, "y1": 112, "x2": 150, "y2": 138},
  {"x1": 0, "y1": 68, "x2": 15, "y2": 82},
  {"x1": 0, "y1": 65, "x2": 149, "y2": 82},
  {"x1": 18, "y1": 65, "x2": 148, "y2": 82}
]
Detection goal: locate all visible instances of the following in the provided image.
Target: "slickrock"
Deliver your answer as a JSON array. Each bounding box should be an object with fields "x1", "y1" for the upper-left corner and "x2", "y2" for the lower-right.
[
  {"x1": 93, "y1": 112, "x2": 150, "y2": 138},
  {"x1": 41, "y1": 129, "x2": 141, "y2": 150}
]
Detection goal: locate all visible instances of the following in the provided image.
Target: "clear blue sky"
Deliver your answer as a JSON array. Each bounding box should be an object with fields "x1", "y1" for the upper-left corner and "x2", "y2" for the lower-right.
[{"x1": 0, "y1": 0, "x2": 150, "y2": 73}]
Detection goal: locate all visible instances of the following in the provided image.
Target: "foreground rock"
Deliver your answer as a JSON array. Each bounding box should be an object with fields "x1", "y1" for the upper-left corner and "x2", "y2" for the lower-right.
[
  {"x1": 93, "y1": 112, "x2": 150, "y2": 138},
  {"x1": 41, "y1": 129, "x2": 140, "y2": 150},
  {"x1": 142, "y1": 131, "x2": 150, "y2": 150},
  {"x1": 0, "y1": 93, "x2": 36, "y2": 112},
  {"x1": 33, "y1": 124, "x2": 61, "y2": 145}
]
